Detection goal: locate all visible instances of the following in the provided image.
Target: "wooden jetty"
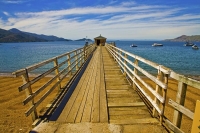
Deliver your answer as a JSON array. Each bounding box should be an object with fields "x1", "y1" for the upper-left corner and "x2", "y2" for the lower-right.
[{"x1": 12, "y1": 41, "x2": 200, "y2": 133}]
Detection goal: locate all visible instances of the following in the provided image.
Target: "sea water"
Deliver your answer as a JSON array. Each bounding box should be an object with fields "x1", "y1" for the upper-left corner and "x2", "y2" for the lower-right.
[{"x1": 0, "y1": 41, "x2": 200, "y2": 76}]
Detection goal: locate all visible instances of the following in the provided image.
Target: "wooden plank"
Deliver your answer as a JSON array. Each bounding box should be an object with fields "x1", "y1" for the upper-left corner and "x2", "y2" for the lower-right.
[
  {"x1": 57, "y1": 47, "x2": 96, "y2": 122},
  {"x1": 110, "y1": 118, "x2": 159, "y2": 124},
  {"x1": 153, "y1": 70, "x2": 163, "y2": 118},
  {"x1": 168, "y1": 99, "x2": 194, "y2": 119},
  {"x1": 106, "y1": 85, "x2": 131, "y2": 90},
  {"x1": 173, "y1": 81, "x2": 187, "y2": 128},
  {"x1": 81, "y1": 50, "x2": 99, "y2": 122},
  {"x1": 22, "y1": 72, "x2": 38, "y2": 121},
  {"x1": 106, "y1": 90, "x2": 130, "y2": 93},
  {"x1": 164, "y1": 119, "x2": 184, "y2": 133},
  {"x1": 91, "y1": 51, "x2": 101, "y2": 122},
  {"x1": 76, "y1": 47, "x2": 97, "y2": 122},
  {"x1": 100, "y1": 46, "x2": 108, "y2": 122},
  {"x1": 75, "y1": 71, "x2": 93, "y2": 122},
  {"x1": 108, "y1": 102, "x2": 145, "y2": 107},
  {"x1": 170, "y1": 71, "x2": 200, "y2": 89},
  {"x1": 65, "y1": 61, "x2": 94, "y2": 123},
  {"x1": 75, "y1": 48, "x2": 98, "y2": 123}
]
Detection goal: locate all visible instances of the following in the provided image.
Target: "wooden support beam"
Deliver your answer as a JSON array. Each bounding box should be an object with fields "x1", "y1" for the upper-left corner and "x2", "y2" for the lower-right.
[
  {"x1": 173, "y1": 81, "x2": 187, "y2": 128},
  {"x1": 21, "y1": 70, "x2": 38, "y2": 121},
  {"x1": 54, "y1": 57, "x2": 61, "y2": 90}
]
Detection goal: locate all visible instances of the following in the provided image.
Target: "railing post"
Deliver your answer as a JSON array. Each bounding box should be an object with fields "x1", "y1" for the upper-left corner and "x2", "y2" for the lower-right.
[
  {"x1": 153, "y1": 69, "x2": 163, "y2": 119},
  {"x1": 123, "y1": 53, "x2": 127, "y2": 76},
  {"x1": 75, "y1": 51, "x2": 78, "y2": 71},
  {"x1": 84, "y1": 45, "x2": 88, "y2": 60},
  {"x1": 133, "y1": 58, "x2": 138, "y2": 90},
  {"x1": 160, "y1": 73, "x2": 169, "y2": 123},
  {"x1": 173, "y1": 81, "x2": 187, "y2": 128},
  {"x1": 111, "y1": 46, "x2": 116, "y2": 61},
  {"x1": 67, "y1": 54, "x2": 72, "y2": 75},
  {"x1": 21, "y1": 69, "x2": 38, "y2": 121},
  {"x1": 119, "y1": 51, "x2": 122, "y2": 62},
  {"x1": 81, "y1": 49, "x2": 84, "y2": 64},
  {"x1": 53, "y1": 57, "x2": 61, "y2": 89}
]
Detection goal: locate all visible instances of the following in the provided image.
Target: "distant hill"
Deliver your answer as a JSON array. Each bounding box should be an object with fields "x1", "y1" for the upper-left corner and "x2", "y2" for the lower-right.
[
  {"x1": 0, "y1": 28, "x2": 71, "y2": 43},
  {"x1": 75, "y1": 38, "x2": 93, "y2": 41},
  {"x1": 9, "y1": 28, "x2": 71, "y2": 42},
  {"x1": 164, "y1": 35, "x2": 200, "y2": 42},
  {"x1": 0, "y1": 28, "x2": 47, "y2": 43}
]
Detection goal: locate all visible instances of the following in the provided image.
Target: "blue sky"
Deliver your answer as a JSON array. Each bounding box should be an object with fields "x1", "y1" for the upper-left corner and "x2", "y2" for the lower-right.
[{"x1": 0, "y1": 0, "x2": 200, "y2": 40}]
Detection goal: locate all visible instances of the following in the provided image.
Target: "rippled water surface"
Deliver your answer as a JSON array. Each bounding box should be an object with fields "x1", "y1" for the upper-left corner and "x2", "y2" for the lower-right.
[{"x1": 0, "y1": 41, "x2": 200, "y2": 75}]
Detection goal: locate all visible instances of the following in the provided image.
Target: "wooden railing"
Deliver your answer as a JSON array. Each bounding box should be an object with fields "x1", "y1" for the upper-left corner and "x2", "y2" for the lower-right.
[
  {"x1": 12, "y1": 44, "x2": 96, "y2": 122},
  {"x1": 106, "y1": 44, "x2": 200, "y2": 133},
  {"x1": 166, "y1": 72, "x2": 200, "y2": 133}
]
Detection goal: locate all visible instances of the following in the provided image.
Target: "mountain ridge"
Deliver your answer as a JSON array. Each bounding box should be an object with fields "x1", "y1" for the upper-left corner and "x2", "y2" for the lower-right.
[
  {"x1": 0, "y1": 28, "x2": 72, "y2": 43},
  {"x1": 164, "y1": 35, "x2": 200, "y2": 42}
]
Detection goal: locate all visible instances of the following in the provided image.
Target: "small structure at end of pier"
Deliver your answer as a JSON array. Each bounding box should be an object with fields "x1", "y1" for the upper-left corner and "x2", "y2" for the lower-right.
[{"x1": 94, "y1": 34, "x2": 107, "y2": 46}]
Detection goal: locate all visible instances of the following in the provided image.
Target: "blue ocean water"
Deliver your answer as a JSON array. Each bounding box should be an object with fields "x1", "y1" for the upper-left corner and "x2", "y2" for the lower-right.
[
  {"x1": 0, "y1": 41, "x2": 83, "y2": 73},
  {"x1": 0, "y1": 41, "x2": 200, "y2": 75},
  {"x1": 115, "y1": 41, "x2": 200, "y2": 75}
]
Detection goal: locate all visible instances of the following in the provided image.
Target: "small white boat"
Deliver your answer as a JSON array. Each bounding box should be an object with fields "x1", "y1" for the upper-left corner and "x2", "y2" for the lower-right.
[
  {"x1": 130, "y1": 44, "x2": 137, "y2": 47},
  {"x1": 152, "y1": 43, "x2": 163, "y2": 46},
  {"x1": 192, "y1": 45, "x2": 199, "y2": 50},
  {"x1": 184, "y1": 41, "x2": 194, "y2": 46}
]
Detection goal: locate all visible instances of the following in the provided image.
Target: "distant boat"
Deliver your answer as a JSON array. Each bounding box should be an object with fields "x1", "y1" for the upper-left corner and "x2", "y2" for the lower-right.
[
  {"x1": 184, "y1": 41, "x2": 194, "y2": 46},
  {"x1": 192, "y1": 44, "x2": 199, "y2": 50},
  {"x1": 152, "y1": 43, "x2": 163, "y2": 46},
  {"x1": 130, "y1": 44, "x2": 137, "y2": 47}
]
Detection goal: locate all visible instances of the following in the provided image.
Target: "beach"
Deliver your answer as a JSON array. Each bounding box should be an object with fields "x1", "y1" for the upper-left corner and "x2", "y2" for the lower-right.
[
  {"x1": 0, "y1": 75, "x2": 60, "y2": 133},
  {"x1": 0, "y1": 75, "x2": 199, "y2": 133}
]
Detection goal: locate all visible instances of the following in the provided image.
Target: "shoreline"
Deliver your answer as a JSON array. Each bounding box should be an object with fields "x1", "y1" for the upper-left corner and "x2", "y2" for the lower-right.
[{"x1": 1, "y1": 72, "x2": 200, "y2": 81}]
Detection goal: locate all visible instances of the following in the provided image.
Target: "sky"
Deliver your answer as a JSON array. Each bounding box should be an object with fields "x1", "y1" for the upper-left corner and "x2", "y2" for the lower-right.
[{"x1": 0, "y1": 0, "x2": 200, "y2": 40}]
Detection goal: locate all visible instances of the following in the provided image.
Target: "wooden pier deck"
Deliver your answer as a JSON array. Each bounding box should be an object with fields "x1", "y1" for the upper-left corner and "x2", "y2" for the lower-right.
[{"x1": 31, "y1": 46, "x2": 167, "y2": 133}]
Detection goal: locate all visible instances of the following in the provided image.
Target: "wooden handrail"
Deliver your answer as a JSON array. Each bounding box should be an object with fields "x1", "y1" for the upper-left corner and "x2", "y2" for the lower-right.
[
  {"x1": 12, "y1": 43, "x2": 96, "y2": 121},
  {"x1": 106, "y1": 44, "x2": 167, "y2": 119},
  {"x1": 106, "y1": 43, "x2": 200, "y2": 133}
]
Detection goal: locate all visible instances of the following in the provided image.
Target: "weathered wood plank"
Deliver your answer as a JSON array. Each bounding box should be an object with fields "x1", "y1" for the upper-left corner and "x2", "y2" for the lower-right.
[
  {"x1": 81, "y1": 52, "x2": 98, "y2": 122},
  {"x1": 108, "y1": 102, "x2": 145, "y2": 107},
  {"x1": 164, "y1": 119, "x2": 184, "y2": 133},
  {"x1": 100, "y1": 47, "x2": 108, "y2": 122},
  {"x1": 65, "y1": 64, "x2": 93, "y2": 123},
  {"x1": 56, "y1": 58, "x2": 92, "y2": 122},
  {"x1": 173, "y1": 81, "x2": 187, "y2": 128},
  {"x1": 75, "y1": 47, "x2": 102, "y2": 123},
  {"x1": 110, "y1": 118, "x2": 159, "y2": 124},
  {"x1": 91, "y1": 52, "x2": 101, "y2": 122},
  {"x1": 168, "y1": 99, "x2": 194, "y2": 119},
  {"x1": 170, "y1": 71, "x2": 200, "y2": 89}
]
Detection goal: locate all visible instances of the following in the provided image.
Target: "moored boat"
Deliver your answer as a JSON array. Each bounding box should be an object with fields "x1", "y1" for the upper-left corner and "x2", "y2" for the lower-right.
[
  {"x1": 130, "y1": 44, "x2": 137, "y2": 47},
  {"x1": 152, "y1": 43, "x2": 163, "y2": 46},
  {"x1": 192, "y1": 44, "x2": 199, "y2": 50},
  {"x1": 184, "y1": 41, "x2": 194, "y2": 46}
]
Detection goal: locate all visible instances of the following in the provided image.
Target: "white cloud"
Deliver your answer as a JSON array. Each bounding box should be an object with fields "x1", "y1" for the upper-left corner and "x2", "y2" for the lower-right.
[
  {"x1": 1, "y1": 2, "x2": 200, "y2": 40},
  {"x1": 3, "y1": 11, "x2": 10, "y2": 16},
  {"x1": 0, "y1": 0, "x2": 30, "y2": 4}
]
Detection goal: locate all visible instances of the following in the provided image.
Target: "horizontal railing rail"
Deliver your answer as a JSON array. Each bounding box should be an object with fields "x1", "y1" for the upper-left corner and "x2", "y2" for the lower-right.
[
  {"x1": 12, "y1": 43, "x2": 96, "y2": 122},
  {"x1": 164, "y1": 71, "x2": 200, "y2": 133},
  {"x1": 106, "y1": 43, "x2": 200, "y2": 133}
]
